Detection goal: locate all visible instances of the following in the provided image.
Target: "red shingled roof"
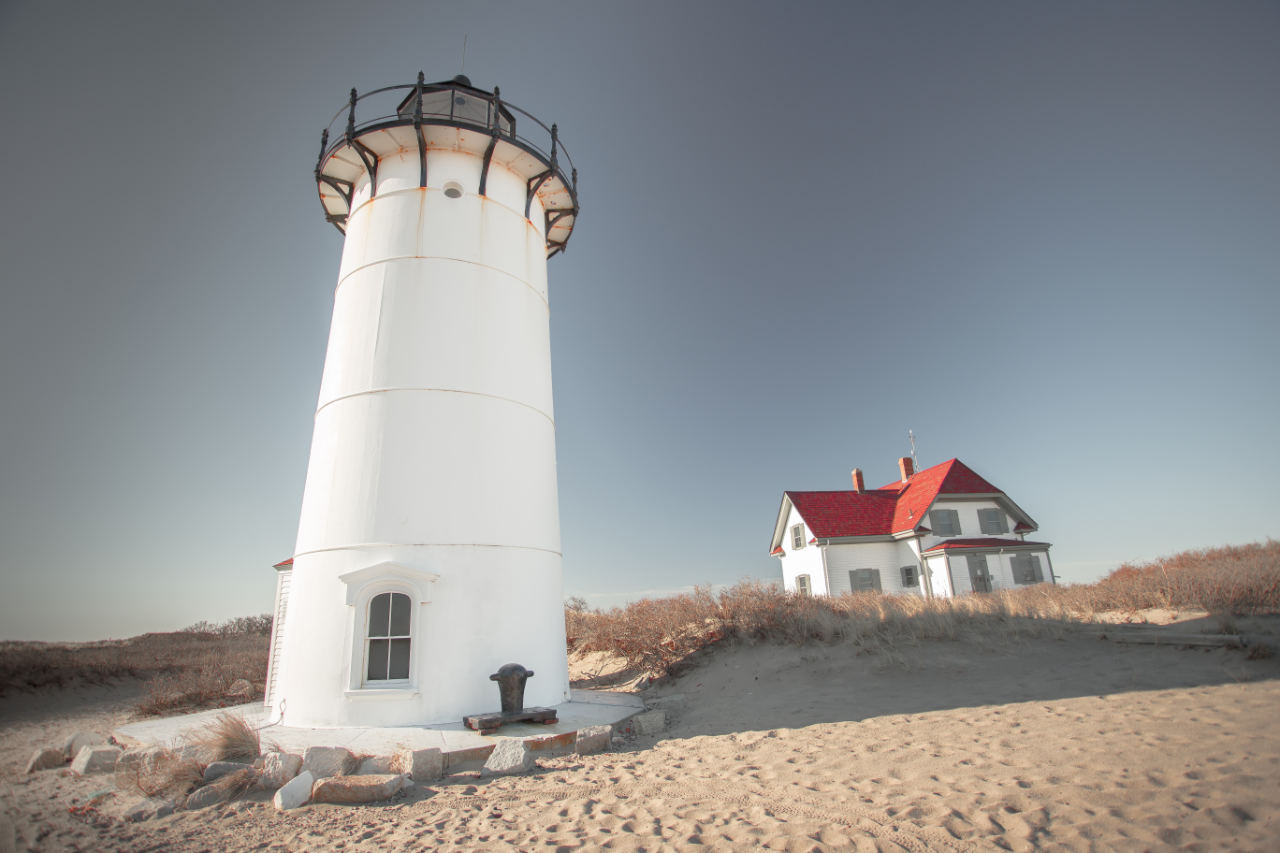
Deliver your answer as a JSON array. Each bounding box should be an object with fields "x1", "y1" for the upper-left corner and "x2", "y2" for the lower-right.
[
  {"x1": 273, "y1": 557, "x2": 294, "y2": 569},
  {"x1": 786, "y1": 459, "x2": 1003, "y2": 539},
  {"x1": 922, "y1": 538, "x2": 1051, "y2": 553}
]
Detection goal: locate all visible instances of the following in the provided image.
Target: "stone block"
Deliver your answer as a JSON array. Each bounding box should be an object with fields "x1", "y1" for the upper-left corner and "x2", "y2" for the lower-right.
[
  {"x1": 311, "y1": 773, "x2": 405, "y2": 805},
  {"x1": 525, "y1": 731, "x2": 576, "y2": 755},
  {"x1": 482, "y1": 739, "x2": 535, "y2": 776},
  {"x1": 25, "y1": 746, "x2": 66, "y2": 774},
  {"x1": 62, "y1": 731, "x2": 107, "y2": 760},
  {"x1": 122, "y1": 796, "x2": 176, "y2": 822},
  {"x1": 302, "y1": 746, "x2": 356, "y2": 779},
  {"x1": 202, "y1": 761, "x2": 249, "y2": 784},
  {"x1": 71, "y1": 744, "x2": 121, "y2": 775},
  {"x1": 273, "y1": 770, "x2": 313, "y2": 811},
  {"x1": 633, "y1": 709, "x2": 667, "y2": 735},
  {"x1": 184, "y1": 783, "x2": 231, "y2": 810},
  {"x1": 575, "y1": 725, "x2": 613, "y2": 755},
  {"x1": 393, "y1": 747, "x2": 444, "y2": 782},
  {"x1": 356, "y1": 755, "x2": 394, "y2": 775},
  {"x1": 261, "y1": 752, "x2": 303, "y2": 789}
]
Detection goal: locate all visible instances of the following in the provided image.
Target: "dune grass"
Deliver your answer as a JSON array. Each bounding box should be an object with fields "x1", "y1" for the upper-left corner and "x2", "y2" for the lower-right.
[
  {"x1": 567, "y1": 540, "x2": 1280, "y2": 678},
  {"x1": 4, "y1": 542, "x2": 1275, "y2": 711}
]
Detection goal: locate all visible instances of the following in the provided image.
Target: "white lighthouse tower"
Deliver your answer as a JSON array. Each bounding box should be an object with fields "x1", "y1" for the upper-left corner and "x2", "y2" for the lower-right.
[{"x1": 265, "y1": 74, "x2": 578, "y2": 727}]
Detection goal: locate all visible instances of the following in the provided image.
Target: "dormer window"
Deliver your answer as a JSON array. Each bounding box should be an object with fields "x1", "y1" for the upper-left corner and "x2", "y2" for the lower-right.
[{"x1": 790, "y1": 524, "x2": 806, "y2": 550}]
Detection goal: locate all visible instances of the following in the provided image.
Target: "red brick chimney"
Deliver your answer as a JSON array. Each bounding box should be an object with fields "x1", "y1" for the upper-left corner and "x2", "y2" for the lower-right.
[
  {"x1": 898, "y1": 456, "x2": 914, "y2": 482},
  {"x1": 851, "y1": 468, "x2": 864, "y2": 493}
]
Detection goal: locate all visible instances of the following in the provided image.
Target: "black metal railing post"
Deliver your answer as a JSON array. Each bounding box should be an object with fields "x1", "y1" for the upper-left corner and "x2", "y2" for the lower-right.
[
  {"x1": 315, "y1": 129, "x2": 329, "y2": 177},
  {"x1": 345, "y1": 88, "x2": 358, "y2": 143}
]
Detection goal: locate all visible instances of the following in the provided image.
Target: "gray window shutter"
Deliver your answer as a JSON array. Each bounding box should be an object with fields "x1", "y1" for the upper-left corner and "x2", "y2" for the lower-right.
[{"x1": 1029, "y1": 555, "x2": 1043, "y2": 582}]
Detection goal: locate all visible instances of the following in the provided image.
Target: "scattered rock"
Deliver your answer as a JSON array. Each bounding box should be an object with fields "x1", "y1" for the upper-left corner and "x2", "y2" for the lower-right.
[
  {"x1": 184, "y1": 783, "x2": 231, "y2": 810},
  {"x1": 122, "y1": 796, "x2": 176, "y2": 822},
  {"x1": 575, "y1": 725, "x2": 613, "y2": 755},
  {"x1": 482, "y1": 739, "x2": 535, "y2": 776},
  {"x1": 261, "y1": 752, "x2": 303, "y2": 789},
  {"x1": 225, "y1": 679, "x2": 253, "y2": 699},
  {"x1": 62, "y1": 731, "x2": 107, "y2": 760},
  {"x1": 393, "y1": 747, "x2": 443, "y2": 782},
  {"x1": 203, "y1": 761, "x2": 249, "y2": 784},
  {"x1": 633, "y1": 709, "x2": 667, "y2": 735},
  {"x1": 356, "y1": 755, "x2": 394, "y2": 775},
  {"x1": 25, "y1": 746, "x2": 66, "y2": 774},
  {"x1": 71, "y1": 745, "x2": 122, "y2": 775},
  {"x1": 273, "y1": 770, "x2": 314, "y2": 811},
  {"x1": 311, "y1": 773, "x2": 405, "y2": 804},
  {"x1": 302, "y1": 746, "x2": 356, "y2": 779},
  {"x1": 646, "y1": 693, "x2": 687, "y2": 711}
]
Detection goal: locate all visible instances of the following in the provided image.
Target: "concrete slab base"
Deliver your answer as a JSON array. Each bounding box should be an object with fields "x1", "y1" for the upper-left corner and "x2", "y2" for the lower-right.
[{"x1": 114, "y1": 689, "x2": 644, "y2": 773}]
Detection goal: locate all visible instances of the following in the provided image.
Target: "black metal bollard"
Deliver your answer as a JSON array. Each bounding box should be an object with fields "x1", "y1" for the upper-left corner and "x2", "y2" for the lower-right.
[{"x1": 489, "y1": 663, "x2": 534, "y2": 715}]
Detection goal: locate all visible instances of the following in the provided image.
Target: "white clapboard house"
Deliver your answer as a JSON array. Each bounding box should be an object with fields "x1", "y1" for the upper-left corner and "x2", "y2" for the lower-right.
[{"x1": 769, "y1": 457, "x2": 1054, "y2": 598}]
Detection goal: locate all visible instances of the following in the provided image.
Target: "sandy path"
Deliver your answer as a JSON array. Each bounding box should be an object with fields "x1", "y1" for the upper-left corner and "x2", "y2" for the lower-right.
[{"x1": 3, "y1": 630, "x2": 1278, "y2": 851}]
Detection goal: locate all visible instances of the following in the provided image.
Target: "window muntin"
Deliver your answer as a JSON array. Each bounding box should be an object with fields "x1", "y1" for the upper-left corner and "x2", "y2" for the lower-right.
[
  {"x1": 929, "y1": 508, "x2": 961, "y2": 537},
  {"x1": 978, "y1": 508, "x2": 1009, "y2": 535},
  {"x1": 366, "y1": 591, "x2": 411, "y2": 682},
  {"x1": 849, "y1": 568, "x2": 882, "y2": 592},
  {"x1": 790, "y1": 524, "x2": 805, "y2": 550},
  {"x1": 900, "y1": 565, "x2": 918, "y2": 587},
  {"x1": 795, "y1": 574, "x2": 811, "y2": 596}
]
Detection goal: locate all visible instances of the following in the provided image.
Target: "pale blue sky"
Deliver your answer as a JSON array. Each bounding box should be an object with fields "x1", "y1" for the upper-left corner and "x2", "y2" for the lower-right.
[{"x1": 1, "y1": 1, "x2": 1277, "y2": 640}]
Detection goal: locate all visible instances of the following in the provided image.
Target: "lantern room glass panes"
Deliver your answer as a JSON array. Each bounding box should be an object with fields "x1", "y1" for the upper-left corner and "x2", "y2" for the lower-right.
[{"x1": 366, "y1": 592, "x2": 411, "y2": 682}]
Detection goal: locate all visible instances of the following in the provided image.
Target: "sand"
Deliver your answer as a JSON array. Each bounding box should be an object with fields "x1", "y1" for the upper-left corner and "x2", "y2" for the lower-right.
[{"x1": 3, "y1": 621, "x2": 1278, "y2": 851}]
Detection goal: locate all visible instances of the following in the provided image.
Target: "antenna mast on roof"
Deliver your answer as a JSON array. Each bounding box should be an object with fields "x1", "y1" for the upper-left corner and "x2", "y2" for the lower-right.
[
  {"x1": 460, "y1": 34, "x2": 468, "y2": 75},
  {"x1": 908, "y1": 429, "x2": 919, "y2": 472}
]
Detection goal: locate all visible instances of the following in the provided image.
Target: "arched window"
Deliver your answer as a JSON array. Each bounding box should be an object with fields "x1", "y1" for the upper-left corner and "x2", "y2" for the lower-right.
[{"x1": 365, "y1": 592, "x2": 411, "y2": 682}]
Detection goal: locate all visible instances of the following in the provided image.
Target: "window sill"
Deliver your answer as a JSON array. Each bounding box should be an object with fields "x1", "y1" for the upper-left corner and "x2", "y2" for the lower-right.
[{"x1": 344, "y1": 687, "x2": 419, "y2": 700}]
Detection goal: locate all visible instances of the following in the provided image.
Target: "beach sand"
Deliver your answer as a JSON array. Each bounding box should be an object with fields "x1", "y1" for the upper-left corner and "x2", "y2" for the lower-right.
[{"x1": 3, "y1": 620, "x2": 1278, "y2": 851}]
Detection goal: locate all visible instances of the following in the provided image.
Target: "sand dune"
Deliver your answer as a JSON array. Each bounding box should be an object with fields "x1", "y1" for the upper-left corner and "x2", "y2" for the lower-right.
[{"x1": 2, "y1": 623, "x2": 1277, "y2": 851}]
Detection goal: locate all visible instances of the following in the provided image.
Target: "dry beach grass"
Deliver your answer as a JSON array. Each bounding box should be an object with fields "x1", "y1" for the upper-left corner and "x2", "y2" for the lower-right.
[{"x1": 1, "y1": 541, "x2": 1278, "y2": 851}]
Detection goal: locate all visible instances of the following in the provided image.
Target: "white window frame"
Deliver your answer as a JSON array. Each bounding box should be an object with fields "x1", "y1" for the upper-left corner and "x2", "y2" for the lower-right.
[
  {"x1": 791, "y1": 523, "x2": 806, "y2": 550},
  {"x1": 795, "y1": 574, "x2": 811, "y2": 596},
  {"x1": 337, "y1": 561, "x2": 438, "y2": 694}
]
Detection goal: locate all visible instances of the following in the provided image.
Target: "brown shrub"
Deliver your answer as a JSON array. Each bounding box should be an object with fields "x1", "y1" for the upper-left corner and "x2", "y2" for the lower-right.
[
  {"x1": 116, "y1": 748, "x2": 204, "y2": 800},
  {"x1": 188, "y1": 713, "x2": 262, "y2": 763}
]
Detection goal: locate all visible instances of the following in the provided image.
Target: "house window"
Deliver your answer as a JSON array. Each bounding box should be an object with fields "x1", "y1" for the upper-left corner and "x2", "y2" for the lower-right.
[
  {"x1": 795, "y1": 574, "x2": 811, "y2": 596},
  {"x1": 365, "y1": 591, "x2": 412, "y2": 682},
  {"x1": 900, "y1": 565, "x2": 918, "y2": 587},
  {"x1": 978, "y1": 508, "x2": 1009, "y2": 535},
  {"x1": 1011, "y1": 553, "x2": 1045, "y2": 584},
  {"x1": 929, "y1": 508, "x2": 961, "y2": 537},
  {"x1": 849, "y1": 569, "x2": 882, "y2": 592},
  {"x1": 790, "y1": 524, "x2": 806, "y2": 550}
]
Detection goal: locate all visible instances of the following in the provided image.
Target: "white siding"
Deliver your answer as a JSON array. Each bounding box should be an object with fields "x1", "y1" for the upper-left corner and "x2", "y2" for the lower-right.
[
  {"x1": 778, "y1": 504, "x2": 827, "y2": 595},
  {"x1": 264, "y1": 568, "x2": 292, "y2": 710},
  {"x1": 824, "y1": 542, "x2": 922, "y2": 596}
]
